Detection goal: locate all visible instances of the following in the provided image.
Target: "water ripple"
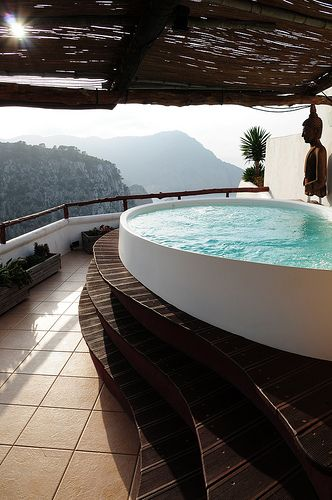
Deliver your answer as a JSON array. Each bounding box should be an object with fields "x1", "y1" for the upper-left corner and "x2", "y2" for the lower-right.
[{"x1": 128, "y1": 204, "x2": 332, "y2": 270}]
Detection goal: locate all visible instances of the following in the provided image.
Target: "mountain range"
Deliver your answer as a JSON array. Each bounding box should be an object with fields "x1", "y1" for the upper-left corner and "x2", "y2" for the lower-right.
[{"x1": 10, "y1": 131, "x2": 242, "y2": 193}]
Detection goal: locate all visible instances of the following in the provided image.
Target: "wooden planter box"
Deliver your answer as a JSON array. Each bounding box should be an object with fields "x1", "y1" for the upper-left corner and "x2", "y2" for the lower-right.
[
  {"x1": 0, "y1": 254, "x2": 61, "y2": 316},
  {"x1": 81, "y1": 231, "x2": 102, "y2": 254},
  {"x1": 0, "y1": 285, "x2": 29, "y2": 315},
  {"x1": 28, "y1": 253, "x2": 62, "y2": 288}
]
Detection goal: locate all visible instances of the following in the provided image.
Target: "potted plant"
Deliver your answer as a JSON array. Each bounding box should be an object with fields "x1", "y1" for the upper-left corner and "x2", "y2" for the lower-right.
[
  {"x1": 81, "y1": 225, "x2": 114, "y2": 254},
  {"x1": 0, "y1": 243, "x2": 61, "y2": 315},
  {"x1": 0, "y1": 259, "x2": 31, "y2": 315},
  {"x1": 240, "y1": 126, "x2": 271, "y2": 187},
  {"x1": 22, "y1": 243, "x2": 61, "y2": 287}
]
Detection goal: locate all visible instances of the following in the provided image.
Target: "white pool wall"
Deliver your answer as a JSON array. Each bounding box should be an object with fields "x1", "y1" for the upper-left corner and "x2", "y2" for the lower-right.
[{"x1": 120, "y1": 199, "x2": 332, "y2": 361}]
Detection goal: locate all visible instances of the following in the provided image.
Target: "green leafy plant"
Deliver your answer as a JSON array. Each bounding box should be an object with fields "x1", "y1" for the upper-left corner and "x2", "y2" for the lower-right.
[
  {"x1": 85, "y1": 225, "x2": 113, "y2": 237},
  {"x1": 242, "y1": 166, "x2": 265, "y2": 187},
  {"x1": 0, "y1": 259, "x2": 32, "y2": 288},
  {"x1": 85, "y1": 227, "x2": 101, "y2": 237},
  {"x1": 240, "y1": 126, "x2": 271, "y2": 186},
  {"x1": 0, "y1": 263, "x2": 12, "y2": 287},
  {"x1": 34, "y1": 242, "x2": 50, "y2": 258},
  {"x1": 21, "y1": 242, "x2": 51, "y2": 269}
]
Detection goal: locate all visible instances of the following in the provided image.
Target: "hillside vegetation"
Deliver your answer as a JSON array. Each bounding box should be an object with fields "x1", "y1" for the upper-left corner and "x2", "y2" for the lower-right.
[{"x1": 0, "y1": 141, "x2": 130, "y2": 239}]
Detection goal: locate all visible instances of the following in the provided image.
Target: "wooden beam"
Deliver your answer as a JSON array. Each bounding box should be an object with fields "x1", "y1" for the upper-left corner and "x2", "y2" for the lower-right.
[
  {"x1": 130, "y1": 81, "x2": 332, "y2": 103},
  {"x1": 211, "y1": 0, "x2": 332, "y2": 31},
  {"x1": 0, "y1": 83, "x2": 119, "y2": 109},
  {"x1": 0, "y1": 82, "x2": 330, "y2": 109},
  {"x1": 112, "y1": 0, "x2": 178, "y2": 95},
  {"x1": 130, "y1": 81, "x2": 292, "y2": 93},
  {"x1": 124, "y1": 89, "x2": 332, "y2": 108},
  {"x1": 308, "y1": 70, "x2": 332, "y2": 95}
]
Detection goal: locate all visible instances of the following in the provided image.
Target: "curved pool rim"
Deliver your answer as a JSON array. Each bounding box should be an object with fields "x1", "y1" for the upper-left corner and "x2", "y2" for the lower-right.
[{"x1": 119, "y1": 198, "x2": 332, "y2": 361}]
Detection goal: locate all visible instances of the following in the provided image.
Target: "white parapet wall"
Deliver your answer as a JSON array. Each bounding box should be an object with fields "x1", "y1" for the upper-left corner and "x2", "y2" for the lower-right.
[
  {"x1": 236, "y1": 180, "x2": 272, "y2": 199},
  {"x1": 265, "y1": 102, "x2": 332, "y2": 205},
  {"x1": 0, "y1": 213, "x2": 121, "y2": 263}
]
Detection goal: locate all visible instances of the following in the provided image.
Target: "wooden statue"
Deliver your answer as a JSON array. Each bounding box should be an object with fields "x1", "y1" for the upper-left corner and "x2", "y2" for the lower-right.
[{"x1": 302, "y1": 104, "x2": 327, "y2": 199}]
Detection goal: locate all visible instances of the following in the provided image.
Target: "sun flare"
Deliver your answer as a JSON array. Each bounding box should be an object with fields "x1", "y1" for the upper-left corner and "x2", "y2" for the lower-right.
[{"x1": 5, "y1": 14, "x2": 26, "y2": 39}]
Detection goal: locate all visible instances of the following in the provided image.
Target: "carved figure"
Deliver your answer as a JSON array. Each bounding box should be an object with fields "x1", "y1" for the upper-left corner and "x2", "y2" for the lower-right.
[{"x1": 302, "y1": 104, "x2": 327, "y2": 199}]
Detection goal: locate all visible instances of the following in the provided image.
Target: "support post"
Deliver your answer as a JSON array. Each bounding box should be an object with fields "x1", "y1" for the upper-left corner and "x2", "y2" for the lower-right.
[
  {"x1": 123, "y1": 199, "x2": 128, "y2": 211},
  {"x1": 0, "y1": 224, "x2": 6, "y2": 244},
  {"x1": 63, "y1": 204, "x2": 69, "y2": 219},
  {"x1": 113, "y1": 1, "x2": 178, "y2": 100},
  {"x1": 226, "y1": 192, "x2": 230, "y2": 198}
]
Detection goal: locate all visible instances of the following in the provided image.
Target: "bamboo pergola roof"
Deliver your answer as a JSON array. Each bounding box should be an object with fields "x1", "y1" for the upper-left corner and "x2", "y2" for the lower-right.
[{"x1": 0, "y1": 0, "x2": 331, "y2": 109}]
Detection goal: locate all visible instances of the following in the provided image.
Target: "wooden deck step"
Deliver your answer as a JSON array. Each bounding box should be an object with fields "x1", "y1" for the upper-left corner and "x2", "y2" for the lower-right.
[
  {"x1": 79, "y1": 286, "x2": 206, "y2": 500},
  {"x1": 93, "y1": 231, "x2": 332, "y2": 499},
  {"x1": 85, "y1": 260, "x2": 317, "y2": 499}
]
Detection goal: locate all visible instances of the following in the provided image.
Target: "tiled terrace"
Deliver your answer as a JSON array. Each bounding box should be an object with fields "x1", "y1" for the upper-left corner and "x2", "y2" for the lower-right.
[{"x1": 0, "y1": 251, "x2": 139, "y2": 499}]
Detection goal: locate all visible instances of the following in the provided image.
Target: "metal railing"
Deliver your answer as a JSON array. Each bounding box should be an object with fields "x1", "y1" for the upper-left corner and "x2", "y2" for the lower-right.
[{"x1": 0, "y1": 186, "x2": 269, "y2": 244}]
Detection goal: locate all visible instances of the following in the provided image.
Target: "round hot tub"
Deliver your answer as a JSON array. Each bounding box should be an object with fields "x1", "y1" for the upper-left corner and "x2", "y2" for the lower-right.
[{"x1": 119, "y1": 199, "x2": 332, "y2": 361}]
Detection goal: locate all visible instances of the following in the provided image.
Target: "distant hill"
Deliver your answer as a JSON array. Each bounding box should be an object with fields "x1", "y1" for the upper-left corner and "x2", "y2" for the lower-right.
[
  {"x1": 11, "y1": 131, "x2": 242, "y2": 193},
  {"x1": 129, "y1": 184, "x2": 153, "y2": 206},
  {"x1": 0, "y1": 142, "x2": 130, "y2": 239}
]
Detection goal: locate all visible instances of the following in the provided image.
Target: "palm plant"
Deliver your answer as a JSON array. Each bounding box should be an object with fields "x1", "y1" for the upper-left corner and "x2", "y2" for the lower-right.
[{"x1": 240, "y1": 126, "x2": 271, "y2": 185}]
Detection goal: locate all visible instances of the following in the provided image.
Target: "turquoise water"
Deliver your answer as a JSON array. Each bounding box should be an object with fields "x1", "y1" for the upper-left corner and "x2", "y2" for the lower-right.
[{"x1": 128, "y1": 203, "x2": 332, "y2": 270}]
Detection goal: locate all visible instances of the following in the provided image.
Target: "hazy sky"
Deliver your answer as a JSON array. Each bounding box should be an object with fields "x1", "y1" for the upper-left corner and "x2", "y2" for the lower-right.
[{"x1": 0, "y1": 103, "x2": 311, "y2": 167}]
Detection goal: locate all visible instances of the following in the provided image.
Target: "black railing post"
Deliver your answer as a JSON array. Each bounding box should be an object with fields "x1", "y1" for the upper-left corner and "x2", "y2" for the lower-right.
[
  {"x1": 226, "y1": 192, "x2": 230, "y2": 198},
  {"x1": 177, "y1": 196, "x2": 181, "y2": 200},
  {"x1": 123, "y1": 199, "x2": 128, "y2": 211},
  {"x1": 0, "y1": 224, "x2": 6, "y2": 244},
  {"x1": 63, "y1": 204, "x2": 69, "y2": 219}
]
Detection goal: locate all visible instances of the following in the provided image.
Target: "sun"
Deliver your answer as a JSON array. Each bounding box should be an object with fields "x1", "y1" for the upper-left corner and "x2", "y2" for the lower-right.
[{"x1": 5, "y1": 14, "x2": 26, "y2": 39}]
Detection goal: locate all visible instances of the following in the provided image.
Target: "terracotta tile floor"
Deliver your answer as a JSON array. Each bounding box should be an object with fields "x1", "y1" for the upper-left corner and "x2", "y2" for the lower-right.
[{"x1": 0, "y1": 252, "x2": 139, "y2": 499}]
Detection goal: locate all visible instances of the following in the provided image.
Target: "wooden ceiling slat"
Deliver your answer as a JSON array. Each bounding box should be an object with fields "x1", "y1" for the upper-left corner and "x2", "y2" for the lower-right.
[
  {"x1": 251, "y1": 0, "x2": 332, "y2": 21},
  {"x1": 3, "y1": 16, "x2": 136, "y2": 27},
  {"x1": 0, "y1": 1, "x2": 330, "y2": 108},
  {"x1": 188, "y1": 0, "x2": 332, "y2": 29},
  {"x1": 0, "y1": 1, "x2": 141, "y2": 17},
  {"x1": 0, "y1": 14, "x2": 277, "y2": 31},
  {"x1": 0, "y1": 61, "x2": 114, "y2": 75},
  {"x1": 134, "y1": 19, "x2": 332, "y2": 93},
  {"x1": 185, "y1": 0, "x2": 332, "y2": 23}
]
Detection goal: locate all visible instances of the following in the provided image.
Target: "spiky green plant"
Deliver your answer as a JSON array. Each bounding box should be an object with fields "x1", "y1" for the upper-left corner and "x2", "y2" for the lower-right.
[
  {"x1": 242, "y1": 165, "x2": 265, "y2": 187},
  {"x1": 240, "y1": 126, "x2": 271, "y2": 178},
  {"x1": 34, "y1": 242, "x2": 50, "y2": 258}
]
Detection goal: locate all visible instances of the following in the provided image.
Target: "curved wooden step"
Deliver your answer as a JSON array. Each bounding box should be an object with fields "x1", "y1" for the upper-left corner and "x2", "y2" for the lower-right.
[
  {"x1": 79, "y1": 286, "x2": 206, "y2": 500},
  {"x1": 93, "y1": 230, "x2": 332, "y2": 499},
  {"x1": 85, "y1": 259, "x2": 318, "y2": 499}
]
